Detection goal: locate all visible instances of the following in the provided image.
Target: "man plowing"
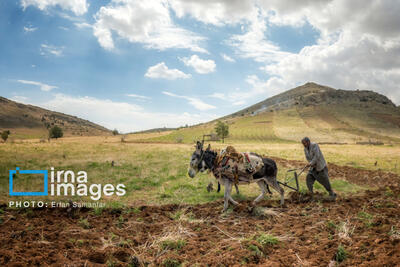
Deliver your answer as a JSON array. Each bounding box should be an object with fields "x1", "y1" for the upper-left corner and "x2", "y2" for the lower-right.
[{"x1": 302, "y1": 137, "x2": 337, "y2": 200}]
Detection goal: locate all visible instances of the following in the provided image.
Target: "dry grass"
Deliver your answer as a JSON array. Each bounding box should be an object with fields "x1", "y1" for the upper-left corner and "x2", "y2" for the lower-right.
[
  {"x1": 1, "y1": 136, "x2": 399, "y2": 206},
  {"x1": 337, "y1": 220, "x2": 355, "y2": 242}
]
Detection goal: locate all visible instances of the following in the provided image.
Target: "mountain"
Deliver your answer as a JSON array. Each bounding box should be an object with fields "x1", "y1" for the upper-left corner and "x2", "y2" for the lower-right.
[
  {"x1": 140, "y1": 82, "x2": 400, "y2": 144},
  {"x1": 228, "y1": 82, "x2": 397, "y2": 117},
  {"x1": 0, "y1": 97, "x2": 111, "y2": 139}
]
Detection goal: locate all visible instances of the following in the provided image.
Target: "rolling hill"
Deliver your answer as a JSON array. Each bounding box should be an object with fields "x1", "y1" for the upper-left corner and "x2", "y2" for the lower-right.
[
  {"x1": 134, "y1": 82, "x2": 400, "y2": 144},
  {"x1": 0, "y1": 96, "x2": 111, "y2": 139}
]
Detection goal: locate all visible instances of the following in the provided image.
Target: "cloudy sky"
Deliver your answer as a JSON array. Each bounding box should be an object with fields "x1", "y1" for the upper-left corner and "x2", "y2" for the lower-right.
[{"x1": 1, "y1": 0, "x2": 400, "y2": 132}]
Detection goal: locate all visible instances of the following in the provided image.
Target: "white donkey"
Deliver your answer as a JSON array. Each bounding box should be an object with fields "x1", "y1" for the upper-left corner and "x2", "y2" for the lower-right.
[{"x1": 188, "y1": 141, "x2": 284, "y2": 212}]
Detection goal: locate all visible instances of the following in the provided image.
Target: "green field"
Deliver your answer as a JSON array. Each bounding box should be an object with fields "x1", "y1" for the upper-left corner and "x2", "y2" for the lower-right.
[
  {"x1": 1, "y1": 135, "x2": 399, "y2": 206},
  {"x1": 132, "y1": 105, "x2": 400, "y2": 145}
]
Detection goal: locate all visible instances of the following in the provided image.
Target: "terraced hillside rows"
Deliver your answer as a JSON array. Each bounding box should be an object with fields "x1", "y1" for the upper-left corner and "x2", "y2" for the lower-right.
[{"x1": 133, "y1": 83, "x2": 400, "y2": 144}]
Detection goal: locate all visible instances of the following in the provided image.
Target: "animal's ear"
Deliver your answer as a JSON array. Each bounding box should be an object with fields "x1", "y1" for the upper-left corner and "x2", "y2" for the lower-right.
[
  {"x1": 206, "y1": 144, "x2": 211, "y2": 151},
  {"x1": 196, "y1": 141, "x2": 202, "y2": 150}
]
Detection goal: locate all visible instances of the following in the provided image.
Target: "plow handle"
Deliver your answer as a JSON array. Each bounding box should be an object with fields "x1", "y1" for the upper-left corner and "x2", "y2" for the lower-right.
[{"x1": 297, "y1": 165, "x2": 309, "y2": 177}]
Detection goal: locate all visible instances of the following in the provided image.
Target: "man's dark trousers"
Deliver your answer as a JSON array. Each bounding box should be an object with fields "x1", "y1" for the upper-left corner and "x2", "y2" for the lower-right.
[{"x1": 306, "y1": 166, "x2": 334, "y2": 195}]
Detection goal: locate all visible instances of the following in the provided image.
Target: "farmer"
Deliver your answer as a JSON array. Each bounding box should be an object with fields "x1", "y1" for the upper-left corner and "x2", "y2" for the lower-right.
[{"x1": 302, "y1": 137, "x2": 337, "y2": 200}]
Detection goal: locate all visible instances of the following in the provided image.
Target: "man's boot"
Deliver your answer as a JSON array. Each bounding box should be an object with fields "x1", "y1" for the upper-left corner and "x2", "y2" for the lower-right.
[{"x1": 328, "y1": 191, "x2": 337, "y2": 201}]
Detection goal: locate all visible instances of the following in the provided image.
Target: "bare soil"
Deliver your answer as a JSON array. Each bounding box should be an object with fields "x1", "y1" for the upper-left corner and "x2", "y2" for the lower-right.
[{"x1": 1, "y1": 160, "x2": 400, "y2": 266}]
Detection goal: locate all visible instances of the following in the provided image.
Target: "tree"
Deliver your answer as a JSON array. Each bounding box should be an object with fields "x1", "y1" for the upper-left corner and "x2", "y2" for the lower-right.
[
  {"x1": 1, "y1": 130, "x2": 10, "y2": 142},
  {"x1": 215, "y1": 121, "x2": 229, "y2": 143},
  {"x1": 112, "y1": 129, "x2": 119, "y2": 136},
  {"x1": 49, "y1": 126, "x2": 63, "y2": 139}
]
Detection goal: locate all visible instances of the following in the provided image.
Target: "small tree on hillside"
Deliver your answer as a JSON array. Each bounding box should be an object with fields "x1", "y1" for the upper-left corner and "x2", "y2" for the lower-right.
[
  {"x1": 215, "y1": 121, "x2": 229, "y2": 143},
  {"x1": 1, "y1": 130, "x2": 10, "y2": 142},
  {"x1": 112, "y1": 129, "x2": 119, "y2": 136},
  {"x1": 49, "y1": 126, "x2": 63, "y2": 139}
]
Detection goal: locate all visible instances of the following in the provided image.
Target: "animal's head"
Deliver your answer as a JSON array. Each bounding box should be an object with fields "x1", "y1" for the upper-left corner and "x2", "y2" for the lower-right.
[{"x1": 188, "y1": 140, "x2": 211, "y2": 178}]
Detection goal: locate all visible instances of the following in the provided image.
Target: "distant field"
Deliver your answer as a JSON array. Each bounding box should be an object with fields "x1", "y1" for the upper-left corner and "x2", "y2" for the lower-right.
[
  {"x1": 1, "y1": 136, "x2": 399, "y2": 206},
  {"x1": 131, "y1": 107, "x2": 400, "y2": 145}
]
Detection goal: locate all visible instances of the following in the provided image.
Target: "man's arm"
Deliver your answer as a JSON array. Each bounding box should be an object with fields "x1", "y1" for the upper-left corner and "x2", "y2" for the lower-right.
[
  {"x1": 309, "y1": 144, "x2": 321, "y2": 167},
  {"x1": 305, "y1": 148, "x2": 312, "y2": 162}
]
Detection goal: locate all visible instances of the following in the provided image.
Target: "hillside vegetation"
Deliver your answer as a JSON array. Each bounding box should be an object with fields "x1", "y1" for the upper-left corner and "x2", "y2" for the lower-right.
[
  {"x1": 0, "y1": 97, "x2": 111, "y2": 139},
  {"x1": 133, "y1": 82, "x2": 400, "y2": 144}
]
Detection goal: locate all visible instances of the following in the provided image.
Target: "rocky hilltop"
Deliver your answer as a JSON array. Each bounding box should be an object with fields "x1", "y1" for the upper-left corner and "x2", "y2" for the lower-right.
[{"x1": 229, "y1": 82, "x2": 397, "y2": 117}]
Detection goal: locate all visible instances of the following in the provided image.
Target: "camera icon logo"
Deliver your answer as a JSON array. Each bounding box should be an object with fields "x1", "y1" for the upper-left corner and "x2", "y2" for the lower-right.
[{"x1": 9, "y1": 167, "x2": 48, "y2": 196}]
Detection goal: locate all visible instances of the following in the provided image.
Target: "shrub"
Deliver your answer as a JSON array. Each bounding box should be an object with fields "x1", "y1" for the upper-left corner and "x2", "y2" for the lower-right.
[
  {"x1": 247, "y1": 244, "x2": 263, "y2": 257},
  {"x1": 1, "y1": 130, "x2": 10, "y2": 142},
  {"x1": 255, "y1": 233, "x2": 279, "y2": 246},
  {"x1": 78, "y1": 218, "x2": 91, "y2": 229},
  {"x1": 162, "y1": 258, "x2": 181, "y2": 267},
  {"x1": 215, "y1": 121, "x2": 229, "y2": 143},
  {"x1": 49, "y1": 126, "x2": 63, "y2": 139},
  {"x1": 335, "y1": 245, "x2": 348, "y2": 262},
  {"x1": 160, "y1": 239, "x2": 185, "y2": 251}
]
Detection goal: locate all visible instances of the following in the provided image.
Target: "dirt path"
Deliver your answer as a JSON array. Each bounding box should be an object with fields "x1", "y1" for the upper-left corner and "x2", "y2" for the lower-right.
[{"x1": 1, "y1": 165, "x2": 400, "y2": 266}]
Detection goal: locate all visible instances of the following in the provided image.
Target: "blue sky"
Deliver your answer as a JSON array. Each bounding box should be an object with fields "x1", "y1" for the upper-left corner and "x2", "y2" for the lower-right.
[{"x1": 1, "y1": 0, "x2": 399, "y2": 132}]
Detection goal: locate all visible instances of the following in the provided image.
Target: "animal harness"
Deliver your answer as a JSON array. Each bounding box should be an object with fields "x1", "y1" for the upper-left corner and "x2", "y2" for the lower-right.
[{"x1": 213, "y1": 146, "x2": 264, "y2": 184}]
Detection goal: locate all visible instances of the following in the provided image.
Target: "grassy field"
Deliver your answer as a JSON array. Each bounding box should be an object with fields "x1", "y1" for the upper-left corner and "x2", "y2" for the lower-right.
[
  {"x1": 131, "y1": 106, "x2": 400, "y2": 145},
  {"x1": 1, "y1": 135, "x2": 399, "y2": 207}
]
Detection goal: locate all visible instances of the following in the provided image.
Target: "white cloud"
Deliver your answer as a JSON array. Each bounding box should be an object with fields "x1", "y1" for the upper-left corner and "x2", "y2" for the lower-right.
[
  {"x1": 221, "y1": 53, "x2": 235, "y2": 62},
  {"x1": 24, "y1": 25, "x2": 37, "y2": 32},
  {"x1": 180, "y1": 55, "x2": 216, "y2": 74},
  {"x1": 126, "y1": 94, "x2": 151, "y2": 100},
  {"x1": 208, "y1": 75, "x2": 290, "y2": 106},
  {"x1": 36, "y1": 94, "x2": 217, "y2": 132},
  {"x1": 169, "y1": 0, "x2": 255, "y2": 26},
  {"x1": 93, "y1": 0, "x2": 206, "y2": 52},
  {"x1": 145, "y1": 62, "x2": 191, "y2": 80},
  {"x1": 163, "y1": 91, "x2": 216, "y2": 111},
  {"x1": 74, "y1": 22, "x2": 92, "y2": 29},
  {"x1": 209, "y1": 92, "x2": 225, "y2": 100},
  {"x1": 17, "y1": 79, "x2": 58, "y2": 91},
  {"x1": 260, "y1": 0, "x2": 400, "y2": 39},
  {"x1": 10, "y1": 95, "x2": 29, "y2": 104},
  {"x1": 182, "y1": 0, "x2": 400, "y2": 104},
  {"x1": 20, "y1": 0, "x2": 88, "y2": 16},
  {"x1": 227, "y1": 11, "x2": 292, "y2": 63},
  {"x1": 40, "y1": 44, "x2": 64, "y2": 57},
  {"x1": 254, "y1": 0, "x2": 400, "y2": 104}
]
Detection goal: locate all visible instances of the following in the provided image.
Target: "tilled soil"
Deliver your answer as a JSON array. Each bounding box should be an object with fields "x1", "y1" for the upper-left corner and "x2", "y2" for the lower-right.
[{"x1": 1, "y1": 161, "x2": 400, "y2": 267}]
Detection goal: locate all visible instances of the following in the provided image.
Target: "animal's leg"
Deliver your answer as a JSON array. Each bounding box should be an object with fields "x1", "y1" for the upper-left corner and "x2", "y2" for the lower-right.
[
  {"x1": 234, "y1": 183, "x2": 240, "y2": 194},
  {"x1": 265, "y1": 177, "x2": 285, "y2": 205},
  {"x1": 217, "y1": 182, "x2": 221, "y2": 193},
  {"x1": 253, "y1": 180, "x2": 266, "y2": 204},
  {"x1": 223, "y1": 179, "x2": 233, "y2": 212},
  {"x1": 229, "y1": 195, "x2": 239, "y2": 206},
  {"x1": 224, "y1": 179, "x2": 238, "y2": 208},
  {"x1": 264, "y1": 181, "x2": 272, "y2": 194}
]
